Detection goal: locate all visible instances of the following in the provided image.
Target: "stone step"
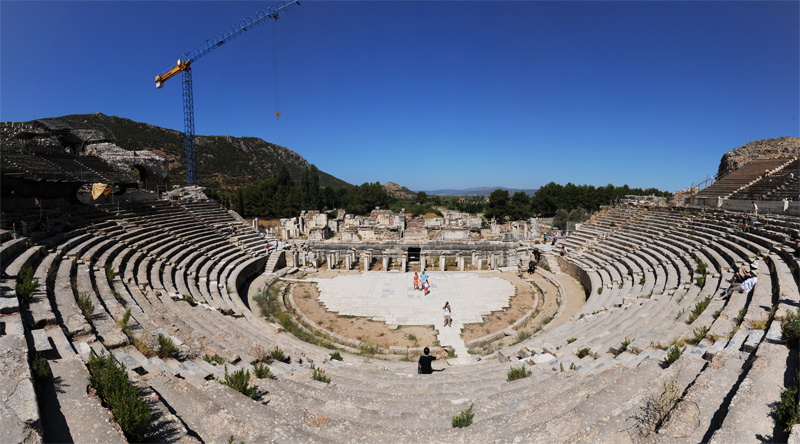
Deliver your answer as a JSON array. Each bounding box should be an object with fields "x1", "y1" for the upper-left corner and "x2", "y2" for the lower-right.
[
  {"x1": 709, "y1": 341, "x2": 794, "y2": 443},
  {"x1": 44, "y1": 356, "x2": 126, "y2": 443}
]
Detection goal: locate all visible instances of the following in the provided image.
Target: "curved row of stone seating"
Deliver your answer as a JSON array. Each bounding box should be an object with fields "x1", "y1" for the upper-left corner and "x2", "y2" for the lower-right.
[
  {"x1": 728, "y1": 157, "x2": 799, "y2": 201},
  {"x1": 695, "y1": 158, "x2": 793, "y2": 199},
  {"x1": 4, "y1": 202, "x2": 799, "y2": 442},
  {"x1": 503, "y1": 206, "x2": 799, "y2": 442}
]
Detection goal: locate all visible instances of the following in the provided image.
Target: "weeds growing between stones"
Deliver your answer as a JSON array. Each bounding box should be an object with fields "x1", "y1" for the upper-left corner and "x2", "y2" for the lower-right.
[
  {"x1": 87, "y1": 350, "x2": 151, "y2": 441},
  {"x1": 451, "y1": 403, "x2": 474, "y2": 428}
]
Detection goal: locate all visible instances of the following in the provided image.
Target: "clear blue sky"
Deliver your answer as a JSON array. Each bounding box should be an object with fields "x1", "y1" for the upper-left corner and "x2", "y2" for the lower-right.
[{"x1": 2, "y1": 1, "x2": 798, "y2": 192}]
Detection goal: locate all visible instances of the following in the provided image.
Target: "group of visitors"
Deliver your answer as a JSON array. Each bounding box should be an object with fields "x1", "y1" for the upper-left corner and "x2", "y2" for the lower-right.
[
  {"x1": 738, "y1": 210, "x2": 756, "y2": 232},
  {"x1": 413, "y1": 271, "x2": 431, "y2": 295},
  {"x1": 544, "y1": 229, "x2": 570, "y2": 246},
  {"x1": 719, "y1": 262, "x2": 759, "y2": 300}
]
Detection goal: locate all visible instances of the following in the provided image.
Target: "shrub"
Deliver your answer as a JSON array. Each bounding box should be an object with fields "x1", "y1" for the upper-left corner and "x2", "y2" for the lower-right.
[
  {"x1": 15, "y1": 265, "x2": 38, "y2": 304},
  {"x1": 204, "y1": 353, "x2": 225, "y2": 365},
  {"x1": 31, "y1": 353, "x2": 52, "y2": 382},
  {"x1": 577, "y1": 348, "x2": 591, "y2": 359},
  {"x1": 774, "y1": 384, "x2": 800, "y2": 432},
  {"x1": 695, "y1": 260, "x2": 708, "y2": 276},
  {"x1": 627, "y1": 267, "x2": 633, "y2": 276},
  {"x1": 662, "y1": 345, "x2": 684, "y2": 368},
  {"x1": 675, "y1": 308, "x2": 686, "y2": 321},
  {"x1": 688, "y1": 326, "x2": 708, "y2": 345},
  {"x1": 117, "y1": 308, "x2": 133, "y2": 338},
  {"x1": 614, "y1": 338, "x2": 632, "y2": 357},
  {"x1": 567, "y1": 337, "x2": 577, "y2": 344},
  {"x1": 157, "y1": 334, "x2": 176, "y2": 359},
  {"x1": 629, "y1": 377, "x2": 681, "y2": 438},
  {"x1": 253, "y1": 362, "x2": 275, "y2": 380},
  {"x1": 507, "y1": 365, "x2": 532, "y2": 381},
  {"x1": 311, "y1": 364, "x2": 330, "y2": 383},
  {"x1": 736, "y1": 307, "x2": 747, "y2": 326},
  {"x1": 181, "y1": 294, "x2": 197, "y2": 307},
  {"x1": 111, "y1": 290, "x2": 126, "y2": 307},
  {"x1": 597, "y1": 287, "x2": 604, "y2": 295},
  {"x1": 687, "y1": 295, "x2": 712, "y2": 324},
  {"x1": 514, "y1": 330, "x2": 532, "y2": 344},
  {"x1": 446, "y1": 348, "x2": 456, "y2": 359},
  {"x1": 451, "y1": 403, "x2": 474, "y2": 428},
  {"x1": 695, "y1": 276, "x2": 706, "y2": 288},
  {"x1": 270, "y1": 347, "x2": 285, "y2": 362},
  {"x1": 329, "y1": 351, "x2": 343, "y2": 361},
  {"x1": 781, "y1": 309, "x2": 800, "y2": 346},
  {"x1": 105, "y1": 263, "x2": 116, "y2": 284},
  {"x1": 86, "y1": 350, "x2": 150, "y2": 441},
  {"x1": 359, "y1": 344, "x2": 374, "y2": 356},
  {"x1": 251, "y1": 344, "x2": 272, "y2": 363},
  {"x1": 220, "y1": 366, "x2": 257, "y2": 398},
  {"x1": 639, "y1": 277, "x2": 646, "y2": 286},
  {"x1": 77, "y1": 294, "x2": 94, "y2": 318},
  {"x1": 406, "y1": 333, "x2": 417, "y2": 342}
]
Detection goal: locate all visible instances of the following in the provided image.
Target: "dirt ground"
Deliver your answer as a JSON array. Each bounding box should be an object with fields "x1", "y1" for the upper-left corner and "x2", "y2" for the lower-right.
[
  {"x1": 291, "y1": 279, "x2": 438, "y2": 349},
  {"x1": 460, "y1": 271, "x2": 540, "y2": 342},
  {"x1": 291, "y1": 270, "x2": 548, "y2": 348}
]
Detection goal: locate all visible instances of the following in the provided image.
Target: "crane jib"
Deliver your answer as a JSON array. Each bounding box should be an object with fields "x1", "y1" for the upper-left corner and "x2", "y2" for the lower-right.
[{"x1": 153, "y1": 0, "x2": 299, "y2": 186}]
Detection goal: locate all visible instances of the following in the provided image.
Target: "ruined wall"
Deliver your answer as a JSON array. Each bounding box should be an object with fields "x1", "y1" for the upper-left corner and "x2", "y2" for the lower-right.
[{"x1": 85, "y1": 142, "x2": 169, "y2": 191}]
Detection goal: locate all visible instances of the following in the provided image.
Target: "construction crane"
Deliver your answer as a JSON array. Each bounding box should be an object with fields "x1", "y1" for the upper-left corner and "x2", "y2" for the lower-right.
[{"x1": 155, "y1": 0, "x2": 300, "y2": 186}]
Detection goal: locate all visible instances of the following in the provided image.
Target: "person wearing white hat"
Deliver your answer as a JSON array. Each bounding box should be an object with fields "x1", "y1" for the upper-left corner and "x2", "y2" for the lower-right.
[
  {"x1": 720, "y1": 269, "x2": 758, "y2": 300},
  {"x1": 443, "y1": 302, "x2": 452, "y2": 327},
  {"x1": 729, "y1": 262, "x2": 758, "y2": 284}
]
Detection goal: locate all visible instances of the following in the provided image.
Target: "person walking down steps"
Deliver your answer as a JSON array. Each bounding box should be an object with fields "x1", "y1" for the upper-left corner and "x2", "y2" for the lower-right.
[{"x1": 443, "y1": 301, "x2": 453, "y2": 327}]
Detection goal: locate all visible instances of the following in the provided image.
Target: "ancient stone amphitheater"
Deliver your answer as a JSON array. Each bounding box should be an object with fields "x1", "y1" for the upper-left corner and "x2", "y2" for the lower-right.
[{"x1": 2, "y1": 146, "x2": 800, "y2": 443}]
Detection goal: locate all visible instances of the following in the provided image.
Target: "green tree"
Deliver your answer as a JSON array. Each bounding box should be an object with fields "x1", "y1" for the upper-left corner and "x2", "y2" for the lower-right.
[
  {"x1": 343, "y1": 182, "x2": 393, "y2": 215},
  {"x1": 485, "y1": 189, "x2": 510, "y2": 221},
  {"x1": 416, "y1": 191, "x2": 428, "y2": 205},
  {"x1": 299, "y1": 165, "x2": 320, "y2": 211}
]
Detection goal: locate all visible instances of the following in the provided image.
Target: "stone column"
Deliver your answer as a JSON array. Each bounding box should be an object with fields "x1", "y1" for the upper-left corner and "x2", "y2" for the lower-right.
[
  {"x1": 490, "y1": 255, "x2": 497, "y2": 270},
  {"x1": 291, "y1": 251, "x2": 299, "y2": 268},
  {"x1": 345, "y1": 254, "x2": 352, "y2": 271},
  {"x1": 439, "y1": 256, "x2": 446, "y2": 271},
  {"x1": 477, "y1": 257, "x2": 483, "y2": 271},
  {"x1": 252, "y1": 218, "x2": 259, "y2": 230},
  {"x1": 364, "y1": 255, "x2": 370, "y2": 271},
  {"x1": 472, "y1": 251, "x2": 478, "y2": 269},
  {"x1": 383, "y1": 256, "x2": 389, "y2": 271},
  {"x1": 420, "y1": 255, "x2": 426, "y2": 272},
  {"x1": 401, "y1": 257, "x2": 407, "y2": 272},
  {"x1": 328, "y1": 253, "x2": 336, "y2": 270},
  {"x1": 458, "y1": 255, "x2": 465, "y2": 271}
]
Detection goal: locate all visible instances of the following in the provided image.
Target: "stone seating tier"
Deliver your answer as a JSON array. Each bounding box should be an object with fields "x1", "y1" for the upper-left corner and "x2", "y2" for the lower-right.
[{"x1": 695, "y1": 158, "x2": 793, "y2": 199}]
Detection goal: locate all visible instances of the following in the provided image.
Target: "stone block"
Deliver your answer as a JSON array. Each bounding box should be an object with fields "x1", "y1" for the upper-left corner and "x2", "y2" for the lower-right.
[
  {"x1": 31, "y1": 329, "x2": 54, "y2": 359},
  {"x1": 702, "y1": 338, "x2": 727, "y2": 361},
  {"x1": 532, "y1": 353, "x2": 557, "y2": 365},
  {"x1": 743, "y1": 330, "x2": 765, "y2": 353},
  {"x1": 765, "y1": 322, "x2": 784, "y2": 344}
]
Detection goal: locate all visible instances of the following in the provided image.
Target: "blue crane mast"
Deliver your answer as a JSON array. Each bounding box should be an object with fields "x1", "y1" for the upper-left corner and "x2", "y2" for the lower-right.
[{"x1": 155, "y1": 0, "x2": 300, "y2": 186}]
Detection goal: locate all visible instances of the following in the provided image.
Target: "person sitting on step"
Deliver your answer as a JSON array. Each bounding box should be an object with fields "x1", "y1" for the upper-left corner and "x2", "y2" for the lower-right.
[
  {"x1": 418, "y1": 346, "x2": 446, "y2": 374},
  {"x1": 719, "y1": 269, "x2": 758, "y2": 300}
]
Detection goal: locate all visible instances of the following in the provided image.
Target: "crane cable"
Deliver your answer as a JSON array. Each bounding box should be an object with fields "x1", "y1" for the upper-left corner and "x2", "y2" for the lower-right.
[{"x1": 272, "y1": 19, "x2": 280, "y2": 121}]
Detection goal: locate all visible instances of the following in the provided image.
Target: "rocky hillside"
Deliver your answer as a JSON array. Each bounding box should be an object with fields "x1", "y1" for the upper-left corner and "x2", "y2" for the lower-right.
[
  {"x1": 718, "y1": 137, "x2": 799, "y2": 178},
  {"x1": 383, "y1": 181, "x2": 416, "y2": 199},
  {"x1": 40, "y1": 113, "x2": 351, "y2": 191}
]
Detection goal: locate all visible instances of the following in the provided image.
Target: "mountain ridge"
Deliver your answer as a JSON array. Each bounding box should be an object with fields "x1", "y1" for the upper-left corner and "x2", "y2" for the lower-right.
[{"x1": 42, "y1": 113, "x2": 352, "y2": 191}]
